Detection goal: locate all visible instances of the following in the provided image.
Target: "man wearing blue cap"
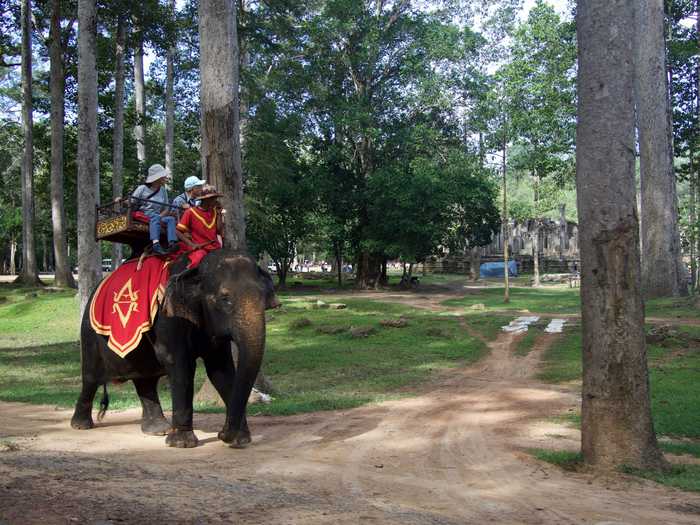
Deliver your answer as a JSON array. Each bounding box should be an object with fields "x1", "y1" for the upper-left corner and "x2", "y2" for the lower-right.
[{"x1": 172, "y1": 176, "x2": 206, "y2": 211}]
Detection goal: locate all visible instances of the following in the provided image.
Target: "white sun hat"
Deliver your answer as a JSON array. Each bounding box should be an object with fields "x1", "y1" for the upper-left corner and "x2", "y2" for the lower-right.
[
  {"x1": 184, "y1": 175, "x2": 206, "y2": 190},
  {"x1": 146, "y1": 164, "x2": 170, "y2": 184}
]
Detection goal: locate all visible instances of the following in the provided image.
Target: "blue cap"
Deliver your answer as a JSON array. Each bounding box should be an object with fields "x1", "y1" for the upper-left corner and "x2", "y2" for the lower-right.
[{"x1": 184, "y1": 176, "x2": 206, "y2": 190}]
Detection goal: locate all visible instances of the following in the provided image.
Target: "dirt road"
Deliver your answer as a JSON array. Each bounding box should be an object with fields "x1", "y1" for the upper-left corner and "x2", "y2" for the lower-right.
[{"x1": 2, "y1": 320, "x2": 699, "y2": 524}]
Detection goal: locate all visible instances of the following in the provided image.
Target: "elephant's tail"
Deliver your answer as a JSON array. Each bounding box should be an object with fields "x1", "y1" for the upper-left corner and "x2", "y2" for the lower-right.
[{"x1": 96, "y1": 384, "x2": 109, "y2": 422}]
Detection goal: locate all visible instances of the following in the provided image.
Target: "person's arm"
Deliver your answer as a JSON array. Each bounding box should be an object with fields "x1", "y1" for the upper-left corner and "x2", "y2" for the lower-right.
[
  {"x1": 176, "y1": 228, "x2": 196, "y2": 248},
  {"x1": 160, "y1": 188, "x2": 171, "y2": 217},
  {"x1": 176, "y1": 210, "x2": 198, "y2": 248},
  {"x1": 216, "y1": 207, "x2": 224, "y2": 238}
]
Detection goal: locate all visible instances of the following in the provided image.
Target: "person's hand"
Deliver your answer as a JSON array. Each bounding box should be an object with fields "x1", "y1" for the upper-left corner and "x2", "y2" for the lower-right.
[{"x1": 182, "y1": 203, "x2": 190, "y2": 209}]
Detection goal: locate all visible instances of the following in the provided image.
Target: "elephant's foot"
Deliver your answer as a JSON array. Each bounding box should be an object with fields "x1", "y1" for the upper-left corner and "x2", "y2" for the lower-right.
[
  {"x1": 70, "y1": 413, "x2": 94, "y2": 430},
  {"x1": 218, "y1": 428, "x2": 252, "y2": 448},
  {"x1": 141, "y1": 416, "x2": 171, "y2": 436},
  {"x1": 165, "y1": 429, "x2": 199, "y2": 448}
]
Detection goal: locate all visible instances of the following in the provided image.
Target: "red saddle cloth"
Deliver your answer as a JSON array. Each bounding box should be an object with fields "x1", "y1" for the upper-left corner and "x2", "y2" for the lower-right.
[{"x1": 89, "y1": 257, "x2": 170, "y2": 357}]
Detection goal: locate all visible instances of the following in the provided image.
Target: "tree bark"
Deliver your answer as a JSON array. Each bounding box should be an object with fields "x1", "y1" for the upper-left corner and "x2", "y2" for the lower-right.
[
  {"x1": 576, "y1": 0, "x2": 667, "y2": 471},
  {"x1": 9, "y1": 237, "x2": 17, "y2": 275},
  {"x1": 49, "y1": 0, "x2": 76, "y2": 288},
  {"x1": 77, "y1": 0, "x2": 102, "y2": 315},
  {"x1": 690, "y1": 149, "x2": 697, "y2": 290},
  {"x1": 559, "y1": 204, "x2": 567, "y2": 259},
  {"x1": 133, "y1": 22, "x2": 146, "y2": 169},
  {"x1": 165, "y1": 0, "x2": 175, "y2": 174},
  {"x1": 502, "y1": 123, "x2": 510, "y2": 302},
  {"x1": 636, "y1": 0, "x2": 685, "y2": 298},
  {"x1": 17, "y1": 0, "x2": 41, "y2": 286},
  {"x1": 469, "y1": 246, "x2": 481, "y2": 281},
  {"x1": 111, "y1": 16, "x2": 126, "y2": 271},
  {"x1": 532, "y1": 220, "x2": 541, "y2": 287},
  {"x1": 199, "y1": 0, "x2": 246, "y2": 250}
]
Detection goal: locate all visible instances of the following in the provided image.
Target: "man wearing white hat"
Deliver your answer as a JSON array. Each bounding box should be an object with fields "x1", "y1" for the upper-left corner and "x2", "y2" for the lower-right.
[
  {"x1": 131, "y1": 164, "x2": 178, "y2": 255},
  {"x1": 172, "y1": 175, "x2": 205, "y2": 210}
]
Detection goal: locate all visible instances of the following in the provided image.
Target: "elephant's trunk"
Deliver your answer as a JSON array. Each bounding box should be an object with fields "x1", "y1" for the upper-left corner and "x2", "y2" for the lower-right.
[{"x1": 229, "y1": 294, "x2": 266, "y2": 429}]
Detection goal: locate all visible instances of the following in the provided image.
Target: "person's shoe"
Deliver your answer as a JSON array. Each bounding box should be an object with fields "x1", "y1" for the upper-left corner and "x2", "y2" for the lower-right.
[
  {"x1": 152, "y1": 243, "x2": 168, "y2": 256},
  {"x1": 164, "y1": 242, "x2": 180, "y2": 254}
]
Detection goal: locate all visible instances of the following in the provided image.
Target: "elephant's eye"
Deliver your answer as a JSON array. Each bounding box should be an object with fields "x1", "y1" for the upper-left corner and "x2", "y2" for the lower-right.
[{"x1": 218, "y1": 295, "x2": 233, "y2": 308}]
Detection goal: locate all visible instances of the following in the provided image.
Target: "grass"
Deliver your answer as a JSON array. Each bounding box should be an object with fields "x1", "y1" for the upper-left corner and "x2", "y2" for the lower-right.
[
  {"x1": 660, "y1": 441, "x2": 700, "y2": 458},
  {"x1": 536, "y1": 329, "x2": 582, "y2": 383},
  {"x1": 0, "y1": 284, "x2": 488, "y2": 417},
  {"x1": 531, "y1": 448, "x2": 700, "y2": 493},
  {"x1": 529, "y1": 449, "x2": 582, "y2": 471},
  {"x1": 514, "y1": 323, "x2": 544, "y2": 356},
  {"x1": 532, "y1": 322, "x2": 700, "y2": 491},
  {"x1": 246, "y1": 298, "x2": 487, "y2": 415},
  {"x1": 621, "y1": 465, "x2": 700, "y2": 493},
  {"x1": 443, "y1": 285, "x2": 581, "y2": 314}
]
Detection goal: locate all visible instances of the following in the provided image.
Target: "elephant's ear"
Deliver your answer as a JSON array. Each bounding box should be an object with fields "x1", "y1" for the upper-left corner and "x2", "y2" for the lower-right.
[
  {"x1": 257, "y1": 265, "x2": 281, "y2": 310},
  {"x1": 162, "y1": 269, "x2": 202, "y2": 326}
]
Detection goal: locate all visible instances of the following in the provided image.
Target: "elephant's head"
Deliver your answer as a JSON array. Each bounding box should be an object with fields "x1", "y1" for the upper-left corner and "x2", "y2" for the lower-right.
[{"x1": 164, "y1": 250, "x2": 280, "y2": 347}]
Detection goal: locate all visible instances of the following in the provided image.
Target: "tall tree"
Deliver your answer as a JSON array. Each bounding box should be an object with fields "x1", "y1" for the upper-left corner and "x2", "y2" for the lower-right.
[
  {"x1": 636, "y1": 0, "x2": 685, "y2": 298},
  {"x1": 199, "y1": 0, "x2": 246, "y2": 249},
  {"x1": 48, "y1": 0, "x2": 76, "y2": 288},
  {"x1": 133, "y1": 10, "x2": 146, "y2": 170},
  {"x1": 164, "y1": 0, "x2": 175, "y2": 174},
  {"x1": 17, "y1": 0, "x2": 41, "y2": 285},
  {"x1": 111, "y1": 14, "x2": 126, "y2": 271},
  {"x1": 576, "y1": 0, "x2": 667, "y2": 470},
  {"x1": 77, "y1": 0, "x2": 102, "y2": 313}
]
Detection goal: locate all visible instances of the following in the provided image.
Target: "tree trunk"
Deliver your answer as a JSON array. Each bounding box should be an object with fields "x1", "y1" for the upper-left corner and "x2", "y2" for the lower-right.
[
  {"x1": 77, "y1": 0, "x2": 103, "y2": 315},
  {"x1": 532, "y1": 220, "x2": 541, "y2": 287},
  {"x1": 133, "y1": 28, "x2": 146, "y2": 169},
  {"x1": 276, "y1": 260, "x2": 288, "y2": 288},
  {"x1": 17, "y1": 0, "x2": 41, "y2": 286},
  {"x1": 502, "y1": 124, "x2": 510, "y2": 303},
  {"x1": 355, "y1": 251, "x2": 382, "y2": 289},
  {"x1": 238, "y1": 0, "x2": 250, "y2": 164},
  {"x1": 636, "y1": 0, "x2": 684, "y2": 298},
  {"x1": 469, "y1": 246, "x2": 481, "y2": 281},
  {"x1": 334, "y1": 241, "x2": 342, "y2": 287},
  {"x1": 576, "y1": 0, "x2": 667, "y2": 471},
  {"x1": 49, "y1": 0, "x2": 76, "y2": 288},
  {"x1": 690, "y1": 149, "x2": 697, "y2": 290},
  {"x1": 199, "y1": 0, "x2": 246, "y2": 250},
  {"x1": 10, "y1": 237, "x2": 17, "y2": 275},
  {"x1": 165, "y1": 0, "x2": 175, "y2": 174},
  {"x1": 111, "y1": 16, "x2": 126, "y2": 271},
  {"x1": 559, "y1": 204, "x2": 567, "y2": 259}
]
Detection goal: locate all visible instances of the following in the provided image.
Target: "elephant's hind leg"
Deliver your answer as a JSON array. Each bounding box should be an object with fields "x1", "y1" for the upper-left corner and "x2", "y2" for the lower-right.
[
  {"x1": 71, "y1": 379, "x2": 98, "y2": 430},
  {"x1": 133, "y1": 377, "x2": 171, "y2": 435}
]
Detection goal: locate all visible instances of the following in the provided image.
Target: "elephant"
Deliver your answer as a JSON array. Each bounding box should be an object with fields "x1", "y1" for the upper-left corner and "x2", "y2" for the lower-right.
[{"x1": 70, "y1": 249, "x2": 280, "y2": 448}]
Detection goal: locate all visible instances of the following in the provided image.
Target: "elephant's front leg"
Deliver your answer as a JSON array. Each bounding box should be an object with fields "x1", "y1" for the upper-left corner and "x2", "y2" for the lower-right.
[
  {"x1": 202, "y1": 341, "x2": 251, "y2": 448},
  {"x1": 159, "y1": 342, "x2": 199, "y2": 448}
]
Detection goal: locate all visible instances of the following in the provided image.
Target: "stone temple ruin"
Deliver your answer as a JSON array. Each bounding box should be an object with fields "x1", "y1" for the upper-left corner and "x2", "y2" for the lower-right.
[{"x1": 426, "y1": 217, "x2": 580, "y2": 275}]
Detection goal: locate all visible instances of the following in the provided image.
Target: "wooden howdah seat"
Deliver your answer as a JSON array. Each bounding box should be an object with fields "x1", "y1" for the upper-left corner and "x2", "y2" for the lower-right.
[{"x1": 95, "y1": 196, "x2": 182, "y2": 249}]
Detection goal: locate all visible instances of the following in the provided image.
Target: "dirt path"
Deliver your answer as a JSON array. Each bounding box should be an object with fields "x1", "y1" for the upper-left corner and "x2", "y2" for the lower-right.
[{"x1": 3, "y1": 325, "x2": 699, "y2": 524}]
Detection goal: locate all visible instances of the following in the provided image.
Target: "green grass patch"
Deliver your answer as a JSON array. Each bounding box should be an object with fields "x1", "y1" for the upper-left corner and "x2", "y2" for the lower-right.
[
  {"x1": 0, "y1": 287, "x2": 487, "y2": 417},
  {"x1": 246, "y1": 298, "x2": 487, "y2": 416},
  {"x1": 0, "y1": 285, "x2": 78, "y2": 349},
  {"x1": 443, "y1": 286, "x2": 581, "y2": 314},
  {"x1": 660, "y1": 441, "x2": 700, "y2": 458},
  {"x1": 529, "y1": 448, "x2": 582, "y2": 471},
  {"x1": 646, "y1": 296, "x2": 700, "y2": 320},
  {"x1": 463, "y1": 314, "x2": 511, "y2": 341},
  {"x1": 514, "y1": 324, "x2": 544, "y2": 356},
  {"x1": 537, "y1": 328, "x2": 582, "y2": 383},
  {"x1": 621, "y1": 465, "x2": 700, "y2": 492}
]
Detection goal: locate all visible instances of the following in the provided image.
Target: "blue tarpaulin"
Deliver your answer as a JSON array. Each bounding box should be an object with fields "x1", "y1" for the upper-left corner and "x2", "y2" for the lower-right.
[{"x1": 480, "y1": 261, "x2": 518, "y2": 278}]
